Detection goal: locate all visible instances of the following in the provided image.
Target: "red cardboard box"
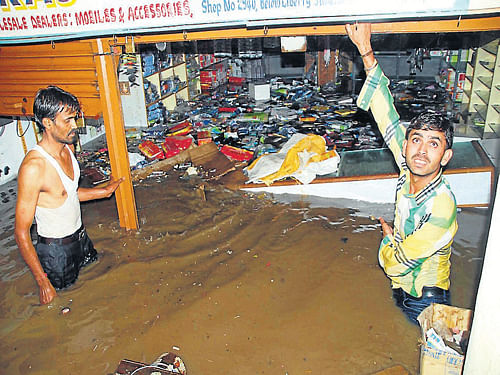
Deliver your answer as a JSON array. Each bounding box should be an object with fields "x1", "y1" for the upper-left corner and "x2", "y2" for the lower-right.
[
  {"x1": 197, "y1": 130, "x2": 212, "y2": 145},
  {"x1": 162, "y1": 136, "x2": 192, "y2": 158},
  {"x1": 220, "y1": 145, "x2": 253, "y2": 161},
  {"x1": 138, "y1": 140, "x2": 165, "y2": 160}
]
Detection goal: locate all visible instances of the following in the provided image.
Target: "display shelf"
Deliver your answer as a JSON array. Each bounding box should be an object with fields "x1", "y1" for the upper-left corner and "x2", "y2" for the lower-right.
[
  {"x1": 483, "y1": 43, "x2": 498, "y2": 56},
  {"x1": 488, "y1": 123, "x2": 500, "y2": 136},
  {"x1": 143, "y1": 60, "x2": 184, "y2": 79},
  {"x1": 460, "y1": 51, "x2": 475, "y2": 117},
  {"x1": 477, "y1": 76, "x2": 493, "y2": 89},
  {"x1": 478, "y1": 60, "x2": 494, "y2": 73},
  {"x1": 136, "y1": 44, "x2": 230, "y2": 124},
  {"x1": 454, "y1": 123, "x2": 483, "y2": 138},
  {"x1": 441, "y1": 49, "x2": 468, "y2": 104},
  {"x1": 463, "y1": 87, "x2": 472, "y2": 99},
  {"x1": 185, "y1": 54, "x2": 201, "y2": 99},
  {"x1": 473, "y1": 104, "x2": 488, "y2": 120},
  {"x1": 199, "y1": 57, "x2": 229, "y2": 93},
  {"x1": 464, "y1": 39, "x2": 500, "y2": 138},
  {"x1": 137, "y1": 43, "x2": 205, "y2": 125},
  {"x1": 474, "y1": 90, "x2": 490, "y2": 105}
]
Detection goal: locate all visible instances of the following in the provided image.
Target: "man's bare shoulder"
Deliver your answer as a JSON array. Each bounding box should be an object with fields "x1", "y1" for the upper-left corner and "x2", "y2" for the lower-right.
[{"x1": 18, "y1": 149, "x2": 46, "y2": 182}]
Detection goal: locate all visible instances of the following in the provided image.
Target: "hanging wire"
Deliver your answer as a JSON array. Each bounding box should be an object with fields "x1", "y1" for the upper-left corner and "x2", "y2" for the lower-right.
[{"x1": 16, "y1": 118, "x2": 31, "y2": 138}]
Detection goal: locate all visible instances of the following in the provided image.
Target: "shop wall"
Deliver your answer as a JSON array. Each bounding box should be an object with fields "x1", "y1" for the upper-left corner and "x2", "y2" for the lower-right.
[
  {"x1": 0, "y1": 120, "x2": 37, "y2": 185},
  {"x1": 376, "y1": 54, "x2": 443, "y2": 81},
  {"x1": 0, "y1": 118, "x2": 105, "y2": 186},
  {"x1": 264, "y1": 55, "x2": 306, "y2": 79},
  {"x1": 120, "y1": 83, "x2": 147, "y2": 128},
  {"x1": 78, "y1": 121, "x2": 107, "y2": 146},
  {"x1": 118, "y1": 56, "x2": 148, "y2": 128},
  {"x1": 264, "y1": 51, "x2": 443, "y2": 84},
  {"x1": 345, "y1": 54, "x2": 447, "y2": 94}
]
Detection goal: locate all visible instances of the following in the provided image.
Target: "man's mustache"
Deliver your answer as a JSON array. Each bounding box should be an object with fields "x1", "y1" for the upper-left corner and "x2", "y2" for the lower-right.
[{"x1": 411, "y1": 154, "x2": 430, "y2": 163}]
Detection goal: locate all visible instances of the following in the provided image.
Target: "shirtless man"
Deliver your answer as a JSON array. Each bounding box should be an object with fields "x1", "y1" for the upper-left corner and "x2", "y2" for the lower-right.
[{"x1": 15, "y1": 86, "x2": 123, "y2": 305}]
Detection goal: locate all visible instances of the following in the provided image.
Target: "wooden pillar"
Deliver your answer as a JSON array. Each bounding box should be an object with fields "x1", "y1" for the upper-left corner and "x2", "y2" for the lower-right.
[
  {"x1": 317, "y1": 50, "x2": 336, "y2": 87},
  {"x1": 93, "y1": 38, "x2": 138, "y2": 230}
]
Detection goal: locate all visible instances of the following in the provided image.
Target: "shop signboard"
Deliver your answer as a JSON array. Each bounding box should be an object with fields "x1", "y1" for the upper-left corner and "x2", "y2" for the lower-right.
[{"x1": 0, "y1": 0, "x2": 499, "y2": 44}]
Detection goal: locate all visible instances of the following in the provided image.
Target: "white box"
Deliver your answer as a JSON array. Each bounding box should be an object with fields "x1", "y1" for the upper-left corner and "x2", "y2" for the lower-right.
[{"x1": 249, "y1": 82, "x2": 270, "y2": 101}]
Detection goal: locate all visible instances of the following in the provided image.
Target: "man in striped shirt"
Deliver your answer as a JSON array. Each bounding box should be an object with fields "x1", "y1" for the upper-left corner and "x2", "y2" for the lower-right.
[{"x1": 346, "y1": 23, "x2": 458, "y2": 324}]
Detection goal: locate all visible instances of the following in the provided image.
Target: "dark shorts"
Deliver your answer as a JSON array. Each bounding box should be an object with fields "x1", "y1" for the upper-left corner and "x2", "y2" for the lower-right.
[
  {"x1": 393, "y1": 287, "x2": 450, "y2": 325},
  {"x1": 36, "y1": 225, "x2": 97, "y2": 290}
]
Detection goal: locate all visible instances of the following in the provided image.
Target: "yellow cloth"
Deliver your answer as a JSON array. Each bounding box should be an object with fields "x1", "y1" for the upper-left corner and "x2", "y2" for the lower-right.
[{"x1": 246, "y1": 134, "x2": 337, "y2": 186}]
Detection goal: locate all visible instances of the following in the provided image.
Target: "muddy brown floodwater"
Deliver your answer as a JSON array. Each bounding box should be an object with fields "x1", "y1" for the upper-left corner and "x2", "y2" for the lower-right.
[{"x1": 0, "y1": 173, "x2": 488, "y2": 375}]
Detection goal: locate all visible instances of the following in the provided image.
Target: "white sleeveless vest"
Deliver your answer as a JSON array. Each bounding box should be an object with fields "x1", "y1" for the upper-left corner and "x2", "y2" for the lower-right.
[{"x1": 34, "y1": 144, "x2": 82, "y2": 238}]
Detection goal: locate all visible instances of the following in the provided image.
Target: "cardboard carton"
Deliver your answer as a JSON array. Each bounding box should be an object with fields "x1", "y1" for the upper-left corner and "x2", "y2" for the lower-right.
[{"x1": 417, "y1": 304, "x2": 473, "y2": 375}]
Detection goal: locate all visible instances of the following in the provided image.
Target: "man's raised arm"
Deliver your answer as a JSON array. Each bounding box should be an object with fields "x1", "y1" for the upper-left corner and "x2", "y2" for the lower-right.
[{"x1": 345, "y1": 23, "x2": 406, "y2": 168}]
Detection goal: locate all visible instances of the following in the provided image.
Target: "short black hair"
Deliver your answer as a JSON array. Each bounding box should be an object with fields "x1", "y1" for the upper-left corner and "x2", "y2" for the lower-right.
[
  {"x1": 405, "y1": 111, "x2": 454, "y2": 150},
  {"x1": 33, "y1": 86, "x2": 80, "y2": 132}
]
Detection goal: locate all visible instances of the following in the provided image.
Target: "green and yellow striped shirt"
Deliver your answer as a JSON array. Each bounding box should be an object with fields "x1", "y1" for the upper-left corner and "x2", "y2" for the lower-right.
[{"x1": 357, "y1": 64, "x2": 458, "y2": 298}]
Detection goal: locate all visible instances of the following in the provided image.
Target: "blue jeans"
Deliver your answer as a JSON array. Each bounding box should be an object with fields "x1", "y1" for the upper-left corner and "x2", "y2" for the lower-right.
[{"x1": 392, "y1": 287, "x2": 450, "y2": 325}]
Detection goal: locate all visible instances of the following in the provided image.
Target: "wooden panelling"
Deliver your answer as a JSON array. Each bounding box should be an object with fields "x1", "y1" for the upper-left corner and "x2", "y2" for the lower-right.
[
  {"x1": 0, "y1": 40, "x2": 101, "y2": 118},
  {"x1": 1, "y1": 69, "x2": 96, "y2": 81},
  {"x1": 0, "y1": 83, "x2": 99, "y2": 97},
  {"x1": 0, "y1": 41, "x2": 94, "y2": 56},
  {"x1": 1, "y1": 56, "x2": 97, "y2": 69}
]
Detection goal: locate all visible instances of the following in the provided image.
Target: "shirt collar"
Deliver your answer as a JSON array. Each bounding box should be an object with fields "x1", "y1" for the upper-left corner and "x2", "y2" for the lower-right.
[{"x1": 401, "y1": 165, "x2": 443, "y2": 205}]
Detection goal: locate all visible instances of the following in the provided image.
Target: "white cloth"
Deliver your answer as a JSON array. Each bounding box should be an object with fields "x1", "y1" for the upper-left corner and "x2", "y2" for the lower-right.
[
  {"x1": 34, "y1": 144, "x2": 82, "y2": 238},
  {"x1": 128, "y1": 152, "x2": 145, "y2": 167}
]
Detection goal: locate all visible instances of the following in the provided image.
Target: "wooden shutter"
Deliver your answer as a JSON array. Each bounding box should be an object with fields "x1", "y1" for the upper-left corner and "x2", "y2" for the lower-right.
[{"x1": 0, "y1": 40, "x2": 101, "y2": 118}]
